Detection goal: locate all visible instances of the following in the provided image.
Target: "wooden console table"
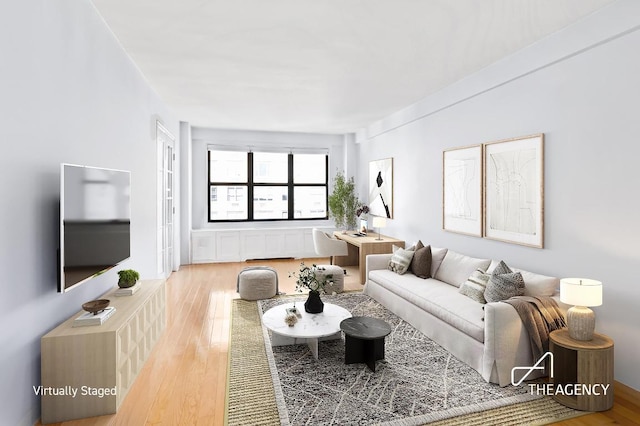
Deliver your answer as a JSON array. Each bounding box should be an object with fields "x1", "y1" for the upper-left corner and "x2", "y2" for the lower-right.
[
  {"x1": 40, "y1": 279, "x2": 166, "y2": 424},
  {"x1": 549, "y1": 329, "x2": 614, "y2": 411},
  {"x1": 333, "y1": 232, "x2": 404, "y2": 284}
]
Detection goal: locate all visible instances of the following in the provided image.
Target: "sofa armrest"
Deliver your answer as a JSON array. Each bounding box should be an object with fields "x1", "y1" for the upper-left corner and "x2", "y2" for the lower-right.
[
  {"x1": 483, "y1": 296, "x2": 568, "y2": 386},
  {"x1": 365, "y1": 253, "x2": 391, "y2": 282},
  {"x1": 483, "y1": 301, "x2": 532, "y2": 387}
]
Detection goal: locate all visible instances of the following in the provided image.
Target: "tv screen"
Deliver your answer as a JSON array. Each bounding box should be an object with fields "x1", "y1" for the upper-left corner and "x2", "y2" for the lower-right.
[{"x1": 59, "y1": 164, "x2": 131, "y2": 293}]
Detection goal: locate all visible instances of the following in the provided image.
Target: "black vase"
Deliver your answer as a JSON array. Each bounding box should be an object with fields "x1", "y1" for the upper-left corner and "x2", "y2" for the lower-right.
[{"x1": 304, "y1": 290, "x2": 324, "y2": 313}]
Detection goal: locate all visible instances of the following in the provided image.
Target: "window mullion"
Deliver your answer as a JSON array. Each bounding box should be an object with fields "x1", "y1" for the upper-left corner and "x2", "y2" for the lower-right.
[
  {"x1": 248, "y1": 152, "x2": 254, "y2": 221},
  {"x1": 288, "y1": 153, "x2": 294, "y2": 220}
]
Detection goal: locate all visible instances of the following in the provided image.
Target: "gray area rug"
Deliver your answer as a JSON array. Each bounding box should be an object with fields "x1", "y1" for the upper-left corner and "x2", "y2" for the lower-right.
[{"x1": 258, "y1": 293, "x2": 540, "y2": 426}]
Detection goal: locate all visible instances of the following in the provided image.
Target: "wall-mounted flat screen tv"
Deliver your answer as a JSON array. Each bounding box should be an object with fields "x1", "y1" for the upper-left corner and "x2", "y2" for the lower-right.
[{"x1": 59, "y1": 164, "x2": 131, "y2": 293}]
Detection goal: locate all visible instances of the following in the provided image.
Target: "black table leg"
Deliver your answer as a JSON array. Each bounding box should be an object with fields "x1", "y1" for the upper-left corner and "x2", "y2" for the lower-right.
[{"x1": 344, "y1": 334, "x2": 386, "y2": 372}]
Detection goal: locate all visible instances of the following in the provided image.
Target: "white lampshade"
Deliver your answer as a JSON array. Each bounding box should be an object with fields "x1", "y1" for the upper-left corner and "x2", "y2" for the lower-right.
[
  {"x1": 372, "y1": 216, "x2": 387, "y2": 228},
  {"x1": 560, "y1": 278, "x2": 602, "y2": 307}
]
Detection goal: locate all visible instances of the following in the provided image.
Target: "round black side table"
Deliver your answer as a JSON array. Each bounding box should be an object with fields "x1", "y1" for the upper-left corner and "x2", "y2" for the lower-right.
[{"x1": 340, "y1": 316, "x2": 391, "y2": 372}]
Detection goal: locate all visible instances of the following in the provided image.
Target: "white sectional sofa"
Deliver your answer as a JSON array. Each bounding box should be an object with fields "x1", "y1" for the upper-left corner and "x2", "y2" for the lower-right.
[{"x1": 364, "y1": 247, "x2": 561, "y2": 386}]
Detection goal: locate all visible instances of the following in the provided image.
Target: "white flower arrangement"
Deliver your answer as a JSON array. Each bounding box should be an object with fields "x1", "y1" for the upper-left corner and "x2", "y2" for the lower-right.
[{"x1": 289, "y1": 262, "x2": 334, "y2": 294}]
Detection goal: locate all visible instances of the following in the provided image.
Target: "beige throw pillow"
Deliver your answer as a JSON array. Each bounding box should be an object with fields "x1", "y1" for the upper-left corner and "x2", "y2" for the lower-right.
[
  {"x1": 459, "y1": 268, "x2": 490, "y2": 303},
  {"x1": 388, "y1": 245, "x2": 415, "y2": 275}
]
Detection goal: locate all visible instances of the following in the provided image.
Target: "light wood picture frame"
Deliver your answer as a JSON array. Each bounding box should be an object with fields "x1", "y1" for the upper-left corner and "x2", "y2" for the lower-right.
[
  {"x1": 368, "y1": 158, "x2": 393, "y2": 219},
  {"x1": 442, "y1": 144, "x2": 483, "y2": 237},
  {"x1": 483, "y1": 134, "x2": 544, "y2": 248}
]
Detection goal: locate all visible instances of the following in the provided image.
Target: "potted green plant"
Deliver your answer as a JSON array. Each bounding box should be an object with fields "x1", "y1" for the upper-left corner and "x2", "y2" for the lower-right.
[
  {"x1": 328, "y1": 171, "x2": 359, "y2": 231},
  {"x1": 117, "y1": 269, "x2": 140, "y2": 288}
]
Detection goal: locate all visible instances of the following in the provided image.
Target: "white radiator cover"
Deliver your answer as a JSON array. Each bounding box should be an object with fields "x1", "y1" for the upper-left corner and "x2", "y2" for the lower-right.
[{"x1": 190, "y1": 226, "x2": 333, "y2": 263}]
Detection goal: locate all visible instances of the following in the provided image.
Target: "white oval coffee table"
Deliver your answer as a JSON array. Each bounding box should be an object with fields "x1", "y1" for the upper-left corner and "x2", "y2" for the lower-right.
[{"x1": 262, "y1": 302, "x2": 351, "y2": 360}]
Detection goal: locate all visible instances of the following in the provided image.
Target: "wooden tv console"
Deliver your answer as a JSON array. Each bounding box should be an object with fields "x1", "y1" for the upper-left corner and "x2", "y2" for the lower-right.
[{"x1": 40, "y1": 279, "x2": 166, "y2": 424}]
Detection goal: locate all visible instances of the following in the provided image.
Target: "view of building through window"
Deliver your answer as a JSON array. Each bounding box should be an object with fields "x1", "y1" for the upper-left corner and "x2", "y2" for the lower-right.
[{"x1": 208, "y1": 150, "x2": 327, "y2": 221}]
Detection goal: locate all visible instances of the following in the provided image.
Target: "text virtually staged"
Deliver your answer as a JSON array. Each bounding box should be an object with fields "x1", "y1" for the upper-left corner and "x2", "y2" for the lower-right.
[{"x1": 33, "y1": 385, "x2": 116, "y2": 399}]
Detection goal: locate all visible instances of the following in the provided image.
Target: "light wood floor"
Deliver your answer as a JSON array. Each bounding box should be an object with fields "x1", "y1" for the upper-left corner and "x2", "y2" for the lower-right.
[{"x1": 41, "y1": 259, "x2": 640, "y2": 426}]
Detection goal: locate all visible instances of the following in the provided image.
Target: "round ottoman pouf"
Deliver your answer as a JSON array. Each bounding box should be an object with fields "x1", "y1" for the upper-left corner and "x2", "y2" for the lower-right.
[
  {"x1": 316, "y1": 264, "x2": 344, "y2": 294},
  {"x1": 238, "y1": 267, "x2": 278, "y2": 300}
]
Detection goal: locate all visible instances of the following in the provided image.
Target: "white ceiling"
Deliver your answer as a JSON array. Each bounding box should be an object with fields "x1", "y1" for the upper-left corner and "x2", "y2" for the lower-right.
[{"x1": 91, "y1": 0, "x2": 614, "y2": 134}]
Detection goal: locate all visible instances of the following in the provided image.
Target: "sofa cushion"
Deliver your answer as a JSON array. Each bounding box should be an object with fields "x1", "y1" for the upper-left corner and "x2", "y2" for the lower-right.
[
  {"x1": 487, "y1": 261, "x2": 559, "y2": 297},
  {"x1": 369, "y1": 269, "x2": 485, "y2": 342},
  {"x1": 513, "y1": 268, "x2": 559, "y2": 297},
  {"x1": 484, "y1": 261, "x2": 525, "y2": 302},
  {"x1": 459, "y1": 269, "x2": 490, "y2": 303},
  {"x1": 430, "y1": 247, "x2": 448, "y2": 277},
  {"x1": 410, "y1": 243, "x2": 432, "y2": 279},
  {"x1": 388, "y1": 245, "x2": 414, "y2": 274},
  {"x1": 435, "y1": 250, "x2": 491, "y2": 288}
]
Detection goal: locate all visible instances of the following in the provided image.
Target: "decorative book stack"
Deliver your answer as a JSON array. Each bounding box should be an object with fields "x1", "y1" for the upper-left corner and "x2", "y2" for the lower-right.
[
  {"x1": 114, "y1": 283, "x2": 140, "y2": 297},
  {"x1": 73, "y1": 307, "x2": 116, "y2": 327}
]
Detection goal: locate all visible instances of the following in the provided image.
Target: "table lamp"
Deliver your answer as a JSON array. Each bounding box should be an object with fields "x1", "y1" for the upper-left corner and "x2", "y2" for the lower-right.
[
  {"x1": 560, "y1": 278, "x2": 602, "y2": 341},
  {"x1": 372, "y1": 216, "x2": 386, "y2": 241}
]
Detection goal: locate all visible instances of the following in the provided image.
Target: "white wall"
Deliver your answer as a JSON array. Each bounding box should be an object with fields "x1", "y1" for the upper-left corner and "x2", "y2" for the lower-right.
[
  {"x1": 0, "y1": 1, "x2": 178, "y2": 424},
  {"x1": 189, "y1": 127, "x2": 348, "y2": 230},
  {"x1": 179, "y1": 121, "x2": 193, "y2": 265},
  {"x1": 356, "y1": 1, "x2": 640, "y2": 391}
]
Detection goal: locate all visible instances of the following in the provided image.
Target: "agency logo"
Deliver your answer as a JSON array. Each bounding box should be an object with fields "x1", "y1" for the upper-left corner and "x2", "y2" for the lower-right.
[
  {"x1": 511, "y1": 352, "x2": 610, "y2": 396},
  {"x1": 511, "y1": 351, "x2": 553, "y2": 386}
]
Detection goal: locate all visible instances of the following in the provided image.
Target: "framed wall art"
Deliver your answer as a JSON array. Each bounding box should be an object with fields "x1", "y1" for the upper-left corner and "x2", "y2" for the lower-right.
[
  {"x1": 368, "y1": 158, "x2": 393, "y2": 219},
  {"x1": 483, "y1": 134, "x2": 544, "y2": 248},
  {"x1": 443, "y1": 144, "x2": 483, "y2": 237}
]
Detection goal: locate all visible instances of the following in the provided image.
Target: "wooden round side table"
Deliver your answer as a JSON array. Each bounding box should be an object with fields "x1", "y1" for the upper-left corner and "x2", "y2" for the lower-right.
[{"x1": 549, "y1": 329, "x2": 614, "y2": 411}]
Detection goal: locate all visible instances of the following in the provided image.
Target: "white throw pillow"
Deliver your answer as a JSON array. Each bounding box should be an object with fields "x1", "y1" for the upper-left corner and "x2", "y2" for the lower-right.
[
  {"x1": 435, "y1": 250, "x2": 491, "y2": 287},
  {"x1": 513, "y1": 268, "x2": 559, "y2": 297},
  {"x1": 429, "y1": 247, "x2": 449, "y2": 277}
]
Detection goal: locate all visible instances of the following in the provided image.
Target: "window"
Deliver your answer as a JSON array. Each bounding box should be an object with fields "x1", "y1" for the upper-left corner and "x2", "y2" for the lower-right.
[
  {"x1": 293, "y1": 154, "x2": 327, "y2": 219},
  {"x1": 208, "y1": 150, "x2": 327, "y2": 222}
]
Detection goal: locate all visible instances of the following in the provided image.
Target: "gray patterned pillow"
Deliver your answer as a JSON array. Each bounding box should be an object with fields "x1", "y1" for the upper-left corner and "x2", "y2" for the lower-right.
[
  {"x1": 484, "y1": 261, "x2": 525, "y2": 302},
  {"x1": 459, "y1": 268, "x2": 490, "y2": 303},
  {"x1": 388, "y1": 245, "x2": 415, "y2": 275}
]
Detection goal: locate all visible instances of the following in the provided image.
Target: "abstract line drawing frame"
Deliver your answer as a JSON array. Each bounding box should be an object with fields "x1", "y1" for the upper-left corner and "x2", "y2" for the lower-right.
[
  {"x1": 368, "y1": 158, "x2": 393, "y2": 219},
  {"x1": 483, "y1": 134, "x2": 544, "y2": 248},
  {"x1": 442, "y1": 144, "x2": 483, "y2": 237}
]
